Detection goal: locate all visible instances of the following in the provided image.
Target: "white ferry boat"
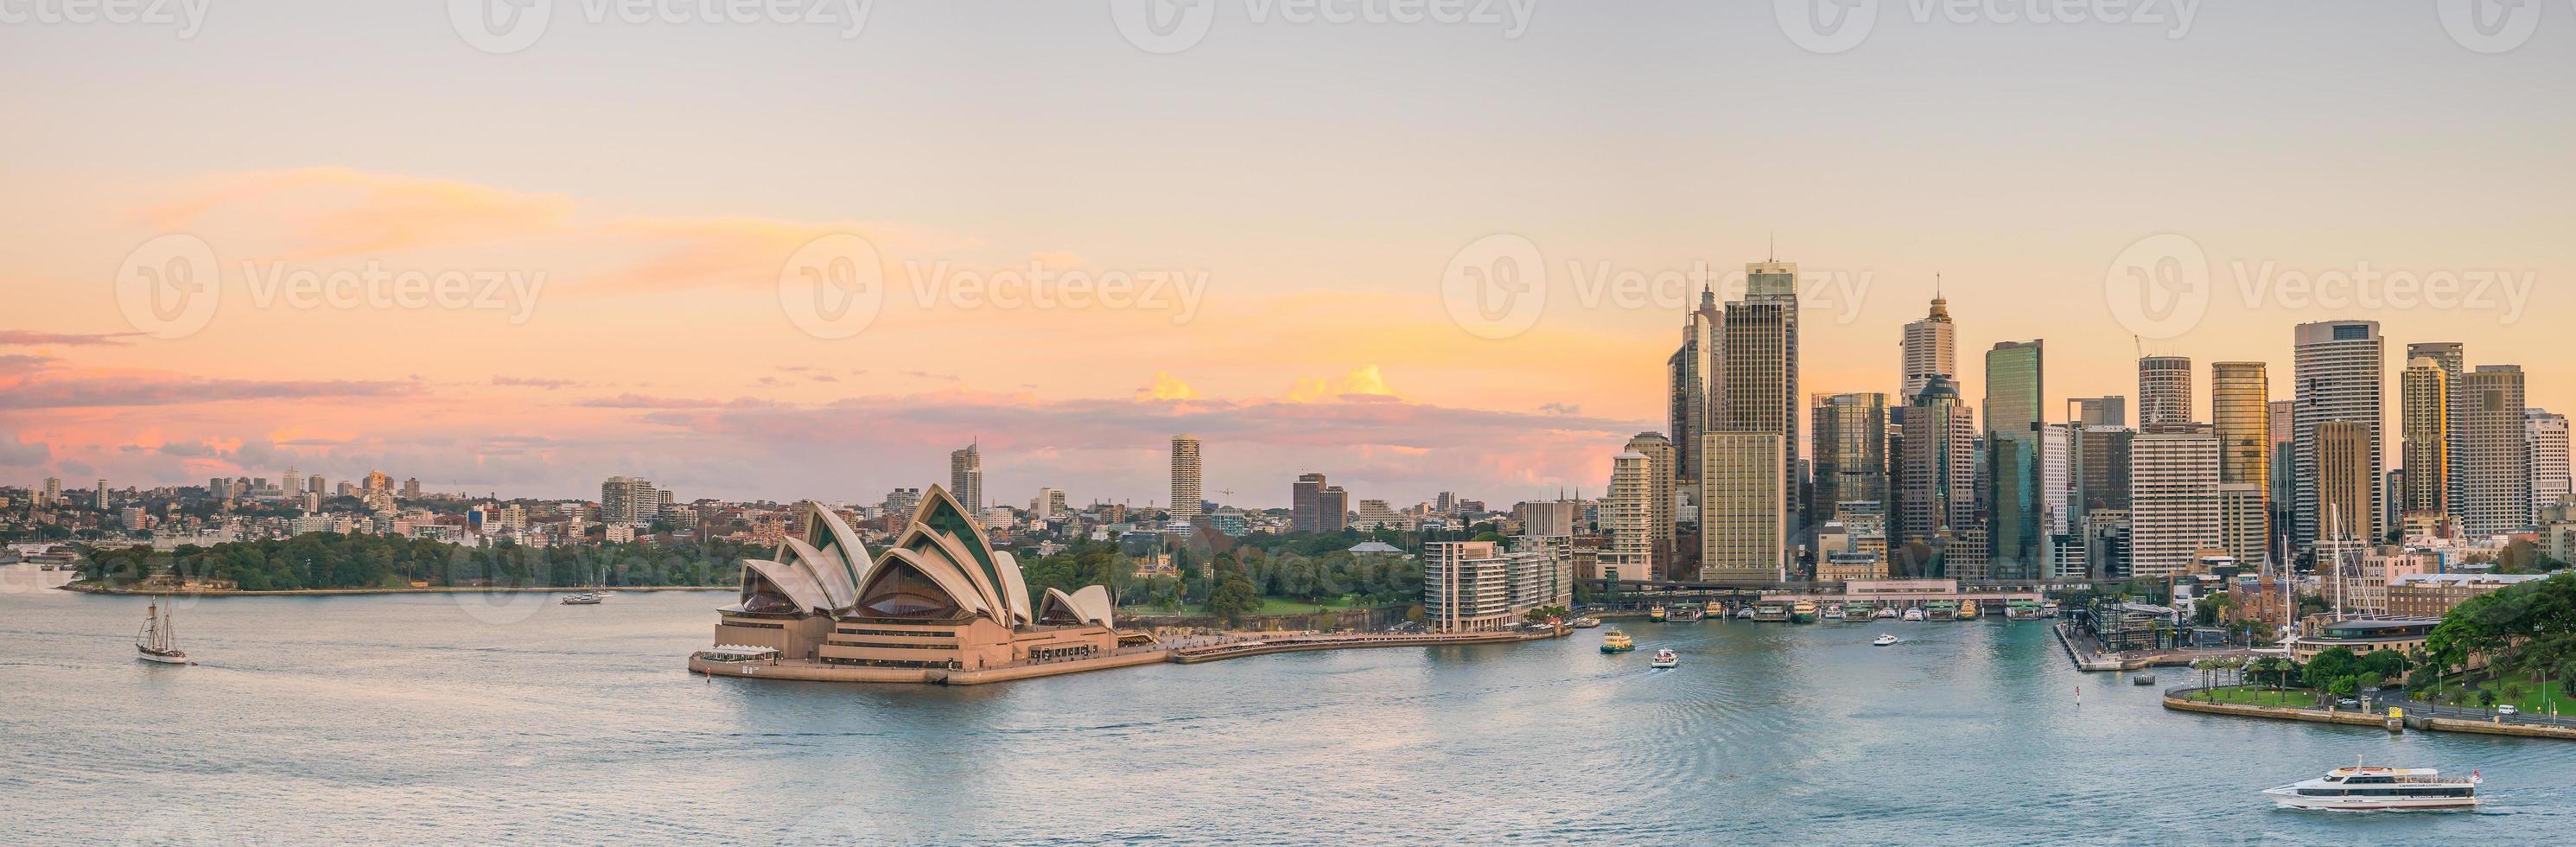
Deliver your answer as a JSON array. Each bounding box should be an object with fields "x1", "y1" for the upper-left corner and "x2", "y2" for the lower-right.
[
  {"x1": 2261, "y1": 762, "x2": 2479, "y2": 812},
  {"x1": 1901, "y1": 607, "x2": 1926, "y2": 621},
  {"x1": 1649, "y1": 648, "x2": 1679, "y2": 669}
]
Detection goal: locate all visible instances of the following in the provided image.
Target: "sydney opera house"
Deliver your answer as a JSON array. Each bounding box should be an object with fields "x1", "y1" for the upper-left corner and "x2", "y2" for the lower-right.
[{"x1": 706, "y1": 486, "x2": 1127, "y2": 678}]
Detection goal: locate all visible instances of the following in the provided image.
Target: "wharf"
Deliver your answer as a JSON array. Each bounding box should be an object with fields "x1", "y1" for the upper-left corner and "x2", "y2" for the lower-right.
[{"x1": 688, "y1": 628, "x2": 1569, "y2": 685}]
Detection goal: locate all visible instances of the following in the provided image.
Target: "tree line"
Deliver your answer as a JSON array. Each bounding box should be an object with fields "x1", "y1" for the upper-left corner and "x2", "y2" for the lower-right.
[{"x1": 79, "y1": 532, "x2": 751, "y2": 591}]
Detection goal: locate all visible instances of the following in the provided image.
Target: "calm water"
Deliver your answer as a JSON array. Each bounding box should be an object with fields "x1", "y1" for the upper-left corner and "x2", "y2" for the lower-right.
[{"x1": 7, "y1": 566, "x2": 2575, "y2": 846}]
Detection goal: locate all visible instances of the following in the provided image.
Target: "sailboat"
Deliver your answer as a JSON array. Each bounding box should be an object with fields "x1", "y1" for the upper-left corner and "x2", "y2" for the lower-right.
[{"x1": 136, "y1": 598, "x2": 189, "y2": 665}]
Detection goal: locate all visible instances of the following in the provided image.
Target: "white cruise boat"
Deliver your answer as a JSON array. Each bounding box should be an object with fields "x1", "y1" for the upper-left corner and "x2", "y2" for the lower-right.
[
  {"x1": 1649, "y1": 648, "x2": 1679, "y2": 669},
  {"x1": 1875, "y1": 607, "x2": 1898, "y2": 619},
  {"x1": 2262, "y1": 762, "x2": 2479, "y2": 812},
  {"x1": 1901, "y1": 607, "x2": 1925, "y2": 621}
]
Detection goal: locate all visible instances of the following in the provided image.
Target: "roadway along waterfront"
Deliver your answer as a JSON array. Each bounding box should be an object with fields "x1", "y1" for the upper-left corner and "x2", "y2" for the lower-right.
[{"x1": 6, "y1": 570, "x2": 2574, "y2": 844}]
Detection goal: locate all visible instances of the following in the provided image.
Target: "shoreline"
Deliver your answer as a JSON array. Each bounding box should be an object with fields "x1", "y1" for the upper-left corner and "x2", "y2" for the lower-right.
[
  {"x1": 2162, "y1": 688, "x2": 2576, "y2": 741},
  {"x1": 689, "y1": 627, "x2": 1571, "y2": 686},
  {"x1": 58, "y1": 582, "x2": 736, "y2": 597}
]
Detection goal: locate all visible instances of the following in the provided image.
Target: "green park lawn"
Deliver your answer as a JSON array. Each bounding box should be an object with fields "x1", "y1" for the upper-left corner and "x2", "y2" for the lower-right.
[
  {"x1": 1130, "y1": 595, "x2": 1369, "y2": 617},
  {"x1": 2193, "y1": 685, "x2": 2319, "y2": 709},
  {"x1": 2425, "y1": 676, "x2": 2576, "y2": 716}
]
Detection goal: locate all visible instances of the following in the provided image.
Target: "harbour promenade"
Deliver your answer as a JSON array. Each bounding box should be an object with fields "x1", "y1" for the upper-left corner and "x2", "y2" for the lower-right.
[
  {"x1": 2054, "y1": 622, "x2": 2253, "y2": 672},
  {"x1": 689, "y1": 627, "x2": 1569, "y2": 685},
  {"x1": 2162, "y1": 686, "x2": 2576, "y2": 741}
]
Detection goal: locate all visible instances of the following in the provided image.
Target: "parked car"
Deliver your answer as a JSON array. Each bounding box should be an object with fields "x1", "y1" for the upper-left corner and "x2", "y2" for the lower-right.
[{"x1": 2498, "y1": 704, "x2": 2519, "y2": 716}]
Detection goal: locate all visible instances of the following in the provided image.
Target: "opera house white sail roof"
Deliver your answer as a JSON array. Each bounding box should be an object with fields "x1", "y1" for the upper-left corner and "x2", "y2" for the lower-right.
[{"x1": 735, "y1": 485, "x2": 1107, "y2": 629}]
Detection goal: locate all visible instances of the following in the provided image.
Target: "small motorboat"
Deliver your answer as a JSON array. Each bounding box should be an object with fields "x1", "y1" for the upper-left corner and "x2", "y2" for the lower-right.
[
  {"x1": 561, "y1": 592, "x2": 602, "y2": 605},
  {"x1": 1650, "y1": 648, "x2": 1679, "y2": 669},
  {"x1": 1873, "y1": 634, "x2": 1899, "y2": 646}
]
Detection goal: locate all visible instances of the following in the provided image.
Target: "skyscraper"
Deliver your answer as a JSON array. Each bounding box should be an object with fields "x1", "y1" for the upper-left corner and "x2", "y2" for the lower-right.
[
  {"x1": 2293, "y1": 321, "x2": 2383, "y2": 547},
  {"x1": 2138, "y1": 355, "x2": 2193, "y2": 427},
  {"x1": 2210, "y1": 361, "x2": 2270, "y2": 562},
  {"x1": 1723, "y1": 258, "x2": 1802, "y2": 538},
  {"x1": 2129, "y1": 424, "x2": 2222, "y2": 580},
  {"x1": 1604, "y1": 450, "x2": 1654, "y2": 582},
  {"x1": 2529, "y1": 409, "x2": 2571, "y2": 525},
  {"x1": 2073, "y1": 397, "x2": 2128, "y2": 428},
  {"x1": 2316, "y1": 421, "x2": 2377, "y2": 544},
  {"x1": 1668, "y1": 285, "x2": 1722, "y2": 486},
  {"x1": 2457, "y1": 366, "x2": 2528, "y2": 537},
  {"x1": 1624, "y1": 432, "x2": 1677, "y2": 576},
  {"x1": 2400, "y1": 356, "x2": 2451, "y2": 519},
  {"x1": 1899, "y1": 290, "x2": 1956, "y2": 406},
  {"x1": 1700, "y1": 432, "x2": 1788, "y2": 583},
  {"x1": 1810, "y1": 392, "x2": 1889, "y2": 525},
  {"x1": 949, "y1": 443, "x2": 983, "y2": 515},
  {"x1": 1891, "y1": 375, "x2": 1977, "y2": 575},
  {"x1": 2407, "y1": 341, "x2": 2468, "y2": 513},
  {"x1": 1984, "y1": 341, "x2": 2045, "y2": 580},
  {"x1": 1293, "y1": 473, "x2": 1327, "y2": 533},
  {"x1": 1168, "y1": 434, "x2": 1203, "y2": 525}
]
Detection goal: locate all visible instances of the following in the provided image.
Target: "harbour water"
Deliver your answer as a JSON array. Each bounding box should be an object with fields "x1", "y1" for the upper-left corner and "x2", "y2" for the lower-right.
[{"x1": 7, "y1": 570, "x2": 2576, "y2": 845}]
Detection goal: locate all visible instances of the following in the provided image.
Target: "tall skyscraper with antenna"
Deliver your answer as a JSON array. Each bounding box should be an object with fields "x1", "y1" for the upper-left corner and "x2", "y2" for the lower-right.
[{"x1": 1899, "y1": 278, "x2": 1955, "y2": 407}]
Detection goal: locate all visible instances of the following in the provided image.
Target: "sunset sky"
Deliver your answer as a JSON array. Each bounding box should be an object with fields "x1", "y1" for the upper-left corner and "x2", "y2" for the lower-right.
[{"x1": 3, "y1": 3, "x2": 2570, "y2": 508}]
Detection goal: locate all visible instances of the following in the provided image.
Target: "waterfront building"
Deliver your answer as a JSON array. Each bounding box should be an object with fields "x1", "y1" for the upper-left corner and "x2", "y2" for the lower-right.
[
  {"x1": 1624, "y1": 432, "x2": 1677, "y2": 575},
  {"x1": 1724, "y1": 258, "x2": 1802, "y2": 538},
  {"x1": 1603, "y1": 451, "x2": 1655, "y2": 582},
  {"x1": 1810, "y1": 392, "x2": 1889, "y2": 535},
  {"x1": 1700, "y1": 432, "x2": 1788, "y2": 583},
  {"x1": 1984, "y1": 341, "x2": 2045, "y2": 581},
  {"x1": 2085, "y1": 509, "x2": 2133, "y2": 581},
  {"x1": 949, "y1": 443, "x2": 983, "y2": 515},
  {"x1": 1423, "y1": 538, "x2": 1574, "y2": 633},
  {"x1": 2457, "y1": 366, "x2": 2528, "y2": 537},
  {"x1": 2400, "y1": 356, "x2": 2452, "y2": 518},
  {"x1": 2293, "y1": 321, "x2": 2383, "y2": 548},
  {"x1": 1670, "y1": 284, "x2": 1722, "y2": 487},
  {"x1": 714, "y1": 488, "x2": 1119, "y2": 672},
  {"x1": 1900, "y1": 290, "x2": 1956, "y2": 407},
  {"x1": 2531, "y1": 409, "x2": 2572, "y2": 525},
  {"x1": 2128, "y1": 424, "x2": 2222, "y2": 580},
  {"x1": 2138, "y1": 355, "x2": 2193, "y2": 428},
  {"x1": 2386, "y1": 572, "x2": 2552, "y2": 619},
  {"x1": 1817, "y1": 551, "x2": 1885, "y2": 583},
  {"x1": 1168, "y1": 434, "x2": 1203, "y2": 526},
  {"x1": 2074, "y1": 396, "x2": 2127, "y2": 428}
]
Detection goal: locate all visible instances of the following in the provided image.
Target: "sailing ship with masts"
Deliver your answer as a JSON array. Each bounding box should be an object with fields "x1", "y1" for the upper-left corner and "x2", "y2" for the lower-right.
[{"x1": 136, "y1": 598, "x2": 190, "y2": 665}]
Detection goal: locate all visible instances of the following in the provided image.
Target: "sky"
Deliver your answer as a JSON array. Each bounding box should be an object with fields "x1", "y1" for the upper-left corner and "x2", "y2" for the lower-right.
[{"x1": 3, "y1": 1, "x2": 2572, "y2": 509}]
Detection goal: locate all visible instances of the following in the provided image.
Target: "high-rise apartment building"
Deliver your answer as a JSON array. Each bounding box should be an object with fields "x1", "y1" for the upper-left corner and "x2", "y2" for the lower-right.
[
  {"x1": 2458, "y1": 366, "x2": 2528, "y2": 536},
  {"x1": 1291, "y1": 473, "x2": 1348, "y2": 534},
  {"x1": 1722, "y1": 259, "x2": 1802, "y2": 534},
  {"x1": 1624, "y1": 432, "x2": 1676, "y2": 576},
  {"x1": 1899, "y1": 292, "x2": 1956, "y2": 406},
  {"x1": 1168, "y1": 434, "x2": 1203, "y2": 525},
  {"x1": 2530, "y1": 409, "x2": 2571, "y2": 526},
  {"x1": 1669, "y1": 285, "x2": 1722, "y2": 485},
  {"x1": 949, "y1": 443, "x2": 983, "y2": 515},
  {"x1": 1810, "y1": 393, "x2": 1889, "y2": 526},
  {"x1": 2400, "y1": 356, "x2": 2451, "y2": 519},
  {"x1": 1891, "y1": 375, "x2": 1977, "y2": 573},
  {"x1": 1603, "y1": 451, "x2": 1655, "y2": 582},
  {"x1": 1984, "y1": 341, "x2": 2045, "y2": 580},
  {"x1": 2293, "y1": 321, "x2": 2383, "y2": 547},
  {"x1": 1700, "y1": 432, "x2": 1787, "y2": 583},
  {"x1": 2129, "y1": 424, "x2": 2222, "y2": 580},
  {"x1": 2220, "y1": 483, "x2": 2268, "y2": 568},
  {"x1": 601, "y1": 475, "x2": 664, "y2": 524},
  {"x1": 1031, "y1": 487, "x2": 1067, "y2": 519},
  {"x1": 2138, "y1": 355, "x2": 2193, "y2": 427}
]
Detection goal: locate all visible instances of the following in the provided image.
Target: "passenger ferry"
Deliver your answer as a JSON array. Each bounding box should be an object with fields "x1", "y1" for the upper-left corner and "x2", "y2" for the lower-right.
[
  {"x1": 1956, "y1": 599, "x2": 1981, "y2": 620},
  {"x1": 1751, "y1": 602, "x2": 1790, "y2": 622},
  {"x1": 1924, "y1": 601, "x2": 1959, "y2": 621},
  {"x1": 2005, "y1": 600, "x2": 2045, "y2": 620},
  {"x1": 1735, "y1": 606, "x2": 1757, "y2": 620},
  {"x1": 1649, "y1": 605, "x2": 1668, "y2": 623},
  {"x1": 1650, "y1": 648, "x2": 1680, "y2": 669},
  {"x1": 1901, "y1": 606, "x2": 1926, "y2": 621},
  {"x1": 1600, "y1": 627, "x2": 1637, "y2": 653},
  {"x1": 1790, "y1": 600, "x2": 1819, "y2": 624},
  {"x1": 1570, "y1": 616, "x2": 1602, "y2": 629},
  {"x1": 2262, "y1": 761, "x2": 2480, "y2": 812},
  {"x1": 1841, "y1": 601, "x2": 1876, "y2": 621},
  {"x1": 1819, "y1": 603, "x2": 1843, "y2": 621},
  {"x1": 1668, "y1": 604, "x2": 1705, "y2": 623},
  {"x1": 2039, "y1": 601, "x2": 2062, "y2": 618},
  {"x1": 1876, "y1": 606, "x2": 1899, "y2": 619}
]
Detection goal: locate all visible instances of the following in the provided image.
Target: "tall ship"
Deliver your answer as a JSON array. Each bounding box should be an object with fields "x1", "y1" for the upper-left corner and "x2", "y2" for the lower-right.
[
  {"x1": 1751, "y1": 602, "x2": 1790, "y2": 622},
  {"x1": 1600, "y1": 627, "x2": 1637, "y2": 653},
  {"x1": 1956, "y1": 599, "x2": 1981, "y2": 620},
  {"x1": 2262, "y1": 763, "x2": 2480, "y2": 812},
  {"x1": 1841, "y1": 601, "x2": 1877, "y2": 621},
  {"x1": 1924, "y1": 601, "x2": 1959, "y2": 621},
  {"x1": 136, "y1": 598, "x2": 188, "y2": 665},
  {"x1": 1790, "y1": 600, "x2": 1820, "y2": 624}
]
